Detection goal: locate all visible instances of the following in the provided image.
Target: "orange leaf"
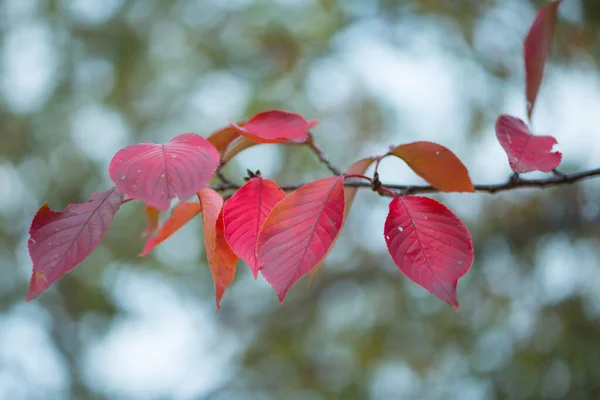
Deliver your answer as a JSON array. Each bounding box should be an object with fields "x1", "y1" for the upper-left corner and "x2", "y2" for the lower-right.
[
  {"x1": 309, "y1": 157, "x2": 376, "y2": 281},
  {"x1": 207, "y1": 124, "x2": 243, "y2": 153},
  {"x1": 222, "y1": 136, "x2": 258, "y2": 163},
  {"x1": 198, "y1": 188, "x2": 237, "y2": 309},
  {"x1": 139, "y1": 202, "x2": 202, "y2": 256},
  {"x1": 142, "y1": 206, "x2": 160, "y2": 237},
  {"x1": 390, "y1": 142, "x2": 474, "y2": 192}
]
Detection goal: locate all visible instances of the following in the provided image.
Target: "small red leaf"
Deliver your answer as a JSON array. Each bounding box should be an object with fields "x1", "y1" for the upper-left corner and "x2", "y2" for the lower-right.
[
  {"x1": 390, "y1": 142, "x2": 474, "y2": 192},
  {"x1": 139, "y1": 202, "x2": 202, "y2": 256},
  {"x1": 524, "y1": 1, "x2": 561, "y2": 119},
  {"x1": 257, "y1": 176, "x2": 345, "y2": 301},
  {"x1": 231, "y1": 109, "x2": 318, "y2": 144},
  {"x1": 27, "y1": 187, "x2": 124, "y2": 301},
  {"x1": 223, "y1": 176, "x2": 285, "y2": 278},
  {"x1": 198, "y1": 188, "x2": 237, "y2": 309},
  {"x1": 384, "y1": 196, "x2": 473, "y2": 309},
  {"x1": 495, "y1": 115, "x2": 561, "y2": 173},
  {"x1": 109, "y1": 133, "x2": 220, "y2": 211},
  {"x1": 142, "y1": 206, "x2": 160, "y2": 237}
]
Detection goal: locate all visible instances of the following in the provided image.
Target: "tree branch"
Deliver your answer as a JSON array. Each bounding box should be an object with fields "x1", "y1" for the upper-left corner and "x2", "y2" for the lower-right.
[
  {"x1": 209, "y1": 167, "x2": 600, "y2": 196},
  {"x1": 306, "y1": 133, "x2": 342, "y2": 176}
]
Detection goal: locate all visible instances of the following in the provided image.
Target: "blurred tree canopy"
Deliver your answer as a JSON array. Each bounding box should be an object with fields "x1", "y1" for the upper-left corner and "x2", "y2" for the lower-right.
[{"x1": 2, "y1": 0, "x2": 600, "y2": 399}]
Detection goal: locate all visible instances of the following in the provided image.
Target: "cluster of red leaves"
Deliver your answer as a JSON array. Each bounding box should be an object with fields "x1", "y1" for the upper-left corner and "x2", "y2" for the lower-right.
[{"x1": 26, "y1": 2, "x2": 563, "y2": 310}]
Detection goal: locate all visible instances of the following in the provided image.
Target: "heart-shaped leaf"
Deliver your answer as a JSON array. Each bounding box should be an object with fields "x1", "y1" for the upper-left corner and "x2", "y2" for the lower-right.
[
  {"x1": 142, "y1": 206, "x2": 161, "y2": 237},
  {"x1": 495, "y1": 114, "x2": 561, "y2": 173},
  {"x1": 139, "y1": 202, "x2": 202, "y2": 256},
  {"x1": 198, "y1": 188, "x2": 237, "y2": 309},
  {"x1": 27, "y1": 187, "x2": 124, "y2": 301},
  {"x1": 391, "y1": 142, "x2": 474, "y2": 192},
  {"x1": 231, "y1": 109, "x2": 318, "y2": 144},
  {"x1": 109, "y1": 133, "x2": 220, "y2": 211},
  {"x1": 257, "y1": 176, "x2": 345, "y2": 301},
  {"x1": 384, "y1": 196, "x2": 473, "y2": 309},
  {"x1": 525, "y1": 1, "x2": 561, "y2": 119},
  {"x1": 223, "y1": 176, "x2": 285, "y2": 278}
]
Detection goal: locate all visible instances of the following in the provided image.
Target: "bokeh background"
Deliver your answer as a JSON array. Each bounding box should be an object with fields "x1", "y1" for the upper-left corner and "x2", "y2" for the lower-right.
[{"x1": 2, "y1": 0, "x2": 600, "y2": 399}]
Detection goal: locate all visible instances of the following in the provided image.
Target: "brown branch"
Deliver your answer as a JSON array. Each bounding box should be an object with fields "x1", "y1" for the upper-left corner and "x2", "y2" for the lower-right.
[
  {"x1": 306, "y1": 133, "x2": 342, "y2": 176},
  {"x1": 209, "y1": 167, "x2": 600, "y2": 196}
]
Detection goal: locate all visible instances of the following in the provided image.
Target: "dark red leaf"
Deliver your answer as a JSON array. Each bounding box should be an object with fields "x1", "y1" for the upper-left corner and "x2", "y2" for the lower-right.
[
  {"x1": 142, "y1": 206, "x2": 160, "y2": 237},
  {"x1": 257, "y1": 176, "x2": 345, "y2": 301},
  {"x1": 524, "y1": 1, "x2": 561, "y2": 119},
  {"x1": 495, "y1": 114, "x2": 561, "y2": 173},
  {"x1": 27, "y1": 187, "x2": 124, "y2": 301},
  {"x1": 390, "y1": 142, "x2": 474, "y2": 192},
  {"x1": 384, "y1": 196, "x2": 473, "y2": 309},
  {"x1": 231, "y1": 109, "x2": 318, "y2": 144},
  {"x1": 198, "y1": 188, "x2": 237, "y2": 309},
  {"x1": 223, "y1": 176, "x2": 285, "y2": 278},
  {"x1": 109, "y1": 133, "x2": 220, "y2": 211},
  {"x1": 139, "y1": 202, "x2": 202, "y2": 256}
]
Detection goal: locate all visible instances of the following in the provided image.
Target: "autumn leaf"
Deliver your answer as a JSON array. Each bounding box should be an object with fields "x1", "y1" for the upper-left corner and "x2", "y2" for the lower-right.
[
  {"x1": 142, "y1": 206, "x2": 160, "y2": 237},
  {"x1": 27, "y1": 187, "x2": 124, "y2": 301},
  {"x1": 495, "y1": 114, "x2": 561, "y2": 173},
  {"x1": 139, "y1": 202, "x2": 202, "y2": 256},
  {"x1": 524, "y1": 0, "x2": 561, "y2": 119},
  {"x1": 222, "y1": 136, "x2": 259, "y2": 163},
  {"x1": 223, "y1": 176, "x2": 285, "y2": 278},
  {"x1": 109, "y1": 133, "x2": 220, "y2": 211},
  {"x1": 198, "y1": 188, "x2": 237, "y2": 309},
  {"x1": 257, "y1": 176, "x2": 345, "y2": 301},
  {"x1": 384, "y1": 196, "x2": 473, "y2": 309},
  {"x1": 231, "y1": 109, "x2": 318, "y2": 144},
  {"x1": 309, "y1": 157, "x2": 376, "y2": 281},
  {"x1": 207, "y1": 124, "x2": 243, "y2": 153},
  {"x1": 390, "y1": 142, "x2": 474, "y2": 192}
]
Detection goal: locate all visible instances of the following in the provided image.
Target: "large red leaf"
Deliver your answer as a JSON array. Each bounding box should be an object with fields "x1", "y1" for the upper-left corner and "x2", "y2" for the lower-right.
[
  {"x1": 309, "y1": 157, "x2": 376, "y2": 281},
  {"x1": 495, "y1": 114, "x2": 561, "y2": 173},
  {"x1": 384, "y1": 196, "x2": 473, "y2": 309},
  {"x1": 198, "y1": 188, "x2": 237, "y2": 309},
  {"x1": 524, "y1": 1, "x2": 561, "y2": 119},
  {"x1": 139, "y1": 202, "x2": 202, "y2": 256},
  {"x1": 142, "y1": 206, "x2": 160, "y2": 237},
  {"x1": 223, "y1": 176, "x2": 285, "y2": 278},
  {"x1": 390, "y1": 142, "x2": 474, "y2": 192},
  {"x1": 27, "y1": 187, "x2": 124, "y2": 301},
  {"x1": 109, "y1": 133, "x2": 220, "y2": 211},
  {"x1": 231, "y1": 109, "x2": 318, "y2": 144},
  {"x1": 257, "y1": 176, "x2": 345, "y2": 301}
]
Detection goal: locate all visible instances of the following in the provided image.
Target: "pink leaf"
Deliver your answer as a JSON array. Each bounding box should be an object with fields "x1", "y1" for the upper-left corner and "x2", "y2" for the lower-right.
[
  {"x1": 384, "y1": 196, "x2": 473, "y2": 309},
  {"x1": 257, "y1": 176, "x2": 345, "y2": 301},
  {"x1": 231, "y1": 109, "x2": 318, "y2": 144},
  {"x1": 223, "y1": 176, "x2": 286, "y2": 278},
  {"x1": 524, "y1": 1, "x2": 561, "y2": 119},
  {"x1": 27, "y1": 187, "x2": 123, "y2": 301},
  {"x1": 495, "y1": 114, "x2": 561, "y2": 173},
  {"x1": 109, "y1": 133, "x2": 220, "y2": 211},
  {"x1": 198, "y1": 188, "x2": 238, "y2": 309}
]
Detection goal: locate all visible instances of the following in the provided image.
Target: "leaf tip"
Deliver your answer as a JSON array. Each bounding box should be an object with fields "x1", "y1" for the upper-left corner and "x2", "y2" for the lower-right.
[{"x1": 26, "y1": 271, "x2": 47, "y2": 302}]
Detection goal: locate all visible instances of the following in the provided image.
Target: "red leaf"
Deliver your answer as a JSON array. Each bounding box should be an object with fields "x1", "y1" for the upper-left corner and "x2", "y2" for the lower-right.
[
  {"x1": 524, "y1": 1, "x2": 561, "y2": 119},
  {"x1": 109, "y1": 133, "x2": 220, "y2": 211},
  {"x1": 231, "y1": 109, "x2": 318, "y2": 144},
  {"x1": 390, "y1": 142, "x2": 474, "y2": 192},
  {"x1": 257, "y1": 176, "x2": 345, "y2": 301},
  {"x1": 223, "y1": 176, "x2": 285, "y2": 278},
  {"x1": 142, "y1": 206, "x2": 160, "y2": 237},
  {"x1": 384, "y1": 196, "x2": 473, "y2": 309},
  {"x1": 495, "y1": 114, "x2": 561, "y2": 173},
  {"x1": 27, "y1": 187, "x2": 123, "y2": 301},
  {"x1": 139, "y1": 202, "x2": 202, "y2": 256},
  {"x1": 198, "y1": 188, "x2": 237, "y2": 309},
  {"x1": 309, "y1": 157, "x2": 376, "y2": 282}
]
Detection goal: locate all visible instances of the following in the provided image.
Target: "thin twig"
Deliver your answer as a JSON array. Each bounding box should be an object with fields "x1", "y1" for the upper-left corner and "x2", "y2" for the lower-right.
[
  {"x1": 209, "y1": 168, "x2": 600, "y2": 197},
  {"x1": 306, "y1": 133, "x2": 342, "y2": 176}
]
